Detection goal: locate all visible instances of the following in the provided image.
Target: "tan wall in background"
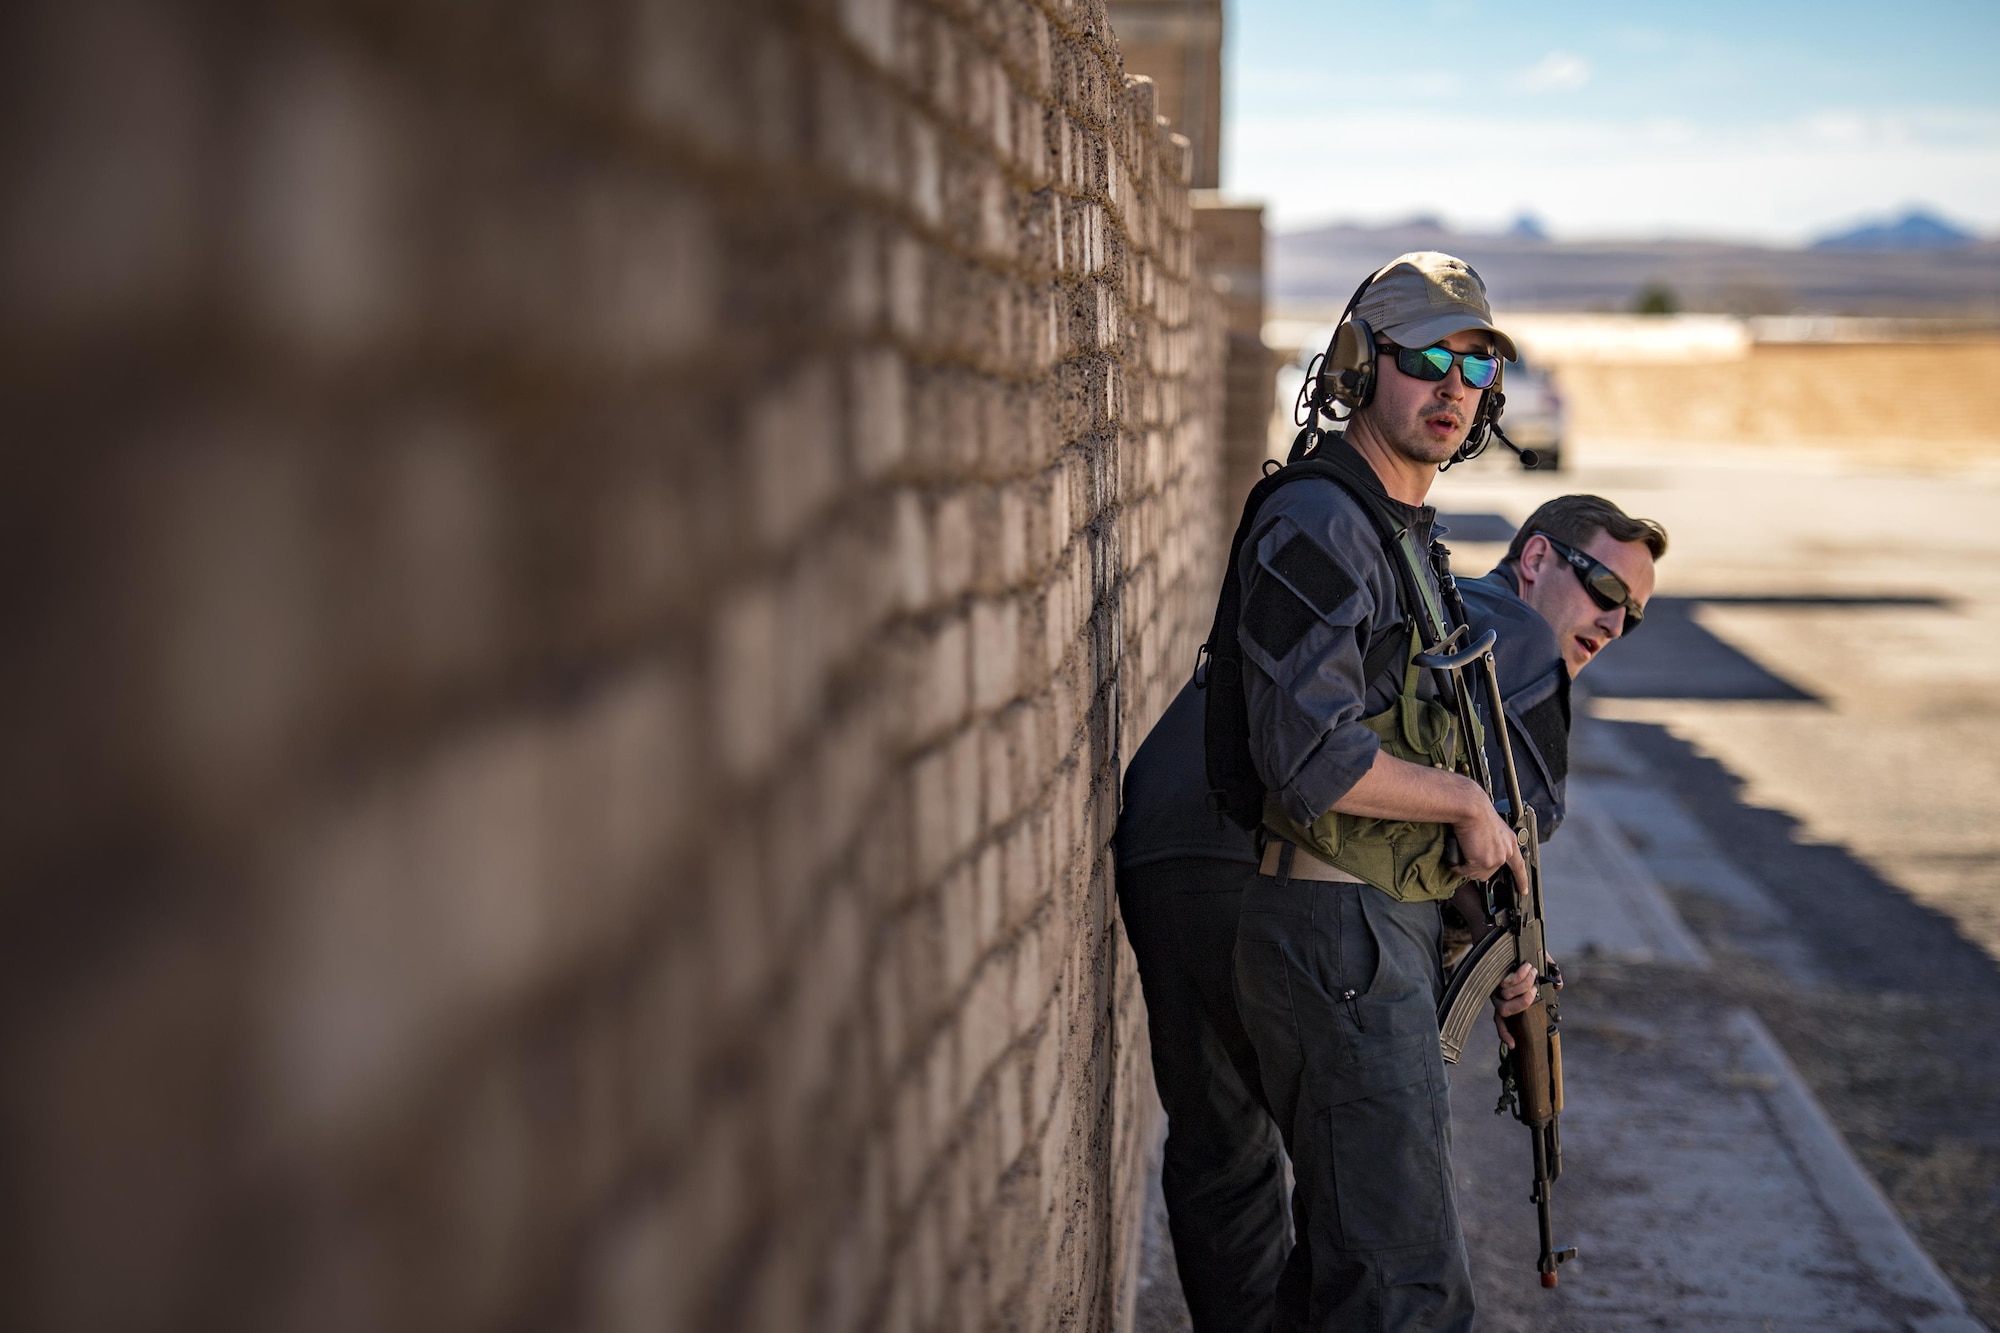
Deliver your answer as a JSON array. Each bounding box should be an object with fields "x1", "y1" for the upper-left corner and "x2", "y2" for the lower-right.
[
  {"x1": 1105, "y1": 0, "x2": 1223, "y2": 189},
  {"x1": 1553, "y1": 343, "x2": 2000, "y2": 465},
  {"x1": 1192, "y1": 198, "x2": 1274, "y2": 506},
  {"x1": 0, "y1": 2, "x2": 1227, "y2": 1330}
]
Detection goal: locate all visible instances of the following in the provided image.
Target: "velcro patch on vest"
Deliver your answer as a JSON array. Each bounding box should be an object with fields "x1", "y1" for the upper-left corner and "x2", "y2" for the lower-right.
[
  {"x1": 1245, "y1": 533, "x2": 1358, "y2": 660},
  {"x1": 1517, "y1": 687, "x2": 1571, "y2": 786}
]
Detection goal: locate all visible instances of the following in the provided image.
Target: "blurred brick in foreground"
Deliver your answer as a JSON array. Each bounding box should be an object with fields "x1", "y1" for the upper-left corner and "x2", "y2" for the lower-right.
[{"x1": 0, "y1": 1, "x2": 1230, "y2": 1330}]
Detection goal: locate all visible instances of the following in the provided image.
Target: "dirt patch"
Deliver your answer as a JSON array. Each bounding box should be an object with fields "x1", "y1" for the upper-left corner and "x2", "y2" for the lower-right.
[{"x1": 1551, "y1": 342, "x2": 2000, "y2": 469}]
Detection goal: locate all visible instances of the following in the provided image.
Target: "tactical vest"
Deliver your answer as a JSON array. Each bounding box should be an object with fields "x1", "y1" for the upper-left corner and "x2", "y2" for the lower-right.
[{"x1": 1200, "y1": 452, "x2": 1482, "y2": 903}]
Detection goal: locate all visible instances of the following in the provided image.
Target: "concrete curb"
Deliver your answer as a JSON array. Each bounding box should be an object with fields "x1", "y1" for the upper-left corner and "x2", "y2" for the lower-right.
[
  {"x1": 1726, "y1": 1008, "x2": 1987, "y2": 1333},
  {"x1": 1564, "y1": 799, "x2": 1713, "y2": 968}
]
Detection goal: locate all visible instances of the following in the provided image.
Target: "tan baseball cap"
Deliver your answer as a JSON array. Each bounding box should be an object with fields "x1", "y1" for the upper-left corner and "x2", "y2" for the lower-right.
[{"x1": 1352, "y1": 252, "x2": 1518, "y2": 362}]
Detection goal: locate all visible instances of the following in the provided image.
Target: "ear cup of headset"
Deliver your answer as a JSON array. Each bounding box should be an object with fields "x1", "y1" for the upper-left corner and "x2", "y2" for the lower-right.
[{"x1": 1327, "y1": 317, "x2": 1377, "y2": 409}]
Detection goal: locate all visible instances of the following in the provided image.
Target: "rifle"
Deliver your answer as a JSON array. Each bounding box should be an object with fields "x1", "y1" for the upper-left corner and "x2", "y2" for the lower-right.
[{"x1": 1421, "y1": 629, "x2": 1577, "y2": 1289}]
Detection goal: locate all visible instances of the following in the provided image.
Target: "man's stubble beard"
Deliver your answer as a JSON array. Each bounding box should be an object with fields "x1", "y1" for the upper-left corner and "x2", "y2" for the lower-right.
[{"x1": 1355, "y1": 404, "x2": 1467, "y2": 467}]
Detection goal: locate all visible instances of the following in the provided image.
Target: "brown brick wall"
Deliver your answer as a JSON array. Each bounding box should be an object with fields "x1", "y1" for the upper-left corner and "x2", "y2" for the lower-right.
[{"x1": 0, "y1": 1, "x2": 1225, "y2": 1330}]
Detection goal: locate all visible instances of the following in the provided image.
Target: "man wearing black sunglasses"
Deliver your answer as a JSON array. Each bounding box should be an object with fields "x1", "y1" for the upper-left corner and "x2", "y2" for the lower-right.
[
  {"x1": 1503, "y1": 500, "x2": 1662, "y2": 675},
  {"x1": 1456, "y1": 493, "x2": 1668, "y2": 848}
]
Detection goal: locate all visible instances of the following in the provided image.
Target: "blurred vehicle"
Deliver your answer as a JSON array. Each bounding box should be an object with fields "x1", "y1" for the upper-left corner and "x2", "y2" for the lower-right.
[
  {"x1": 1275, "y1": 333, "x2": 1566, "y2": 470},
  {"x1": 1496, "y1": 355, "x2": 1565, "y2": 470}
]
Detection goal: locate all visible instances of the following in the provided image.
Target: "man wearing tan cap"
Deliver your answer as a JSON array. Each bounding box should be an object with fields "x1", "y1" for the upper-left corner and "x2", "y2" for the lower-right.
[
  {"x1": 1116, "y1": 489, "x2": 1663, "y2": 1331},
  {"x1": 1211, "y1": 253, "x2": 1537, "y2": 1331}
]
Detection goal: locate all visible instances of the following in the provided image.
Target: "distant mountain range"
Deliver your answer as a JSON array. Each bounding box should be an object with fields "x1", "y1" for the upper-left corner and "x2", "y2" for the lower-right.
[
  {"x1": 1272, "y1": 214, "x2": 2000, "y2": 317},
  {"x1": 1810, "y1": 209, "x2": 1975, "y2": 252}
]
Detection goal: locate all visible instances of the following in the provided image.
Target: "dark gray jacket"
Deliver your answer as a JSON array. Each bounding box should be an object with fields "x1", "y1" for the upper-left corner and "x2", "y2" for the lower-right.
[
  {"x1": 1116, "y1": 502, "x2": 1572, "y2": 871},
  {"x1": 1234, "y1": 460, "x2": 1447, "y2": 829}
]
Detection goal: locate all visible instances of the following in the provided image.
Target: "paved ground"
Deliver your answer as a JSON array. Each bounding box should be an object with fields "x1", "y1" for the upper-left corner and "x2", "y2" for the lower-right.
[
  {"x1": 1134, "y1": 438, "x2": 2000, "y2": 1330},
  {"x1": 1453, "y1": 722, "x2": 1981, "y2": 1332},
  {"x1": 1447, "y1": 439, "x2": 2000, "y2": 1327}
]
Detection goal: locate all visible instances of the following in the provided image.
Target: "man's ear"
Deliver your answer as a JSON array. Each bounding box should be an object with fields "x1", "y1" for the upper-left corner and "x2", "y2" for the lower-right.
[{"x1": 1517, "y1": 534, "x2": 1551, "y2": 585}]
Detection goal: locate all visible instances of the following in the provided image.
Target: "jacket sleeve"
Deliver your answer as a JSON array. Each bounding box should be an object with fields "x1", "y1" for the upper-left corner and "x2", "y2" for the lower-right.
[{"x1": 1235, "y1": 483, "x2": 1401, "y2": 827}]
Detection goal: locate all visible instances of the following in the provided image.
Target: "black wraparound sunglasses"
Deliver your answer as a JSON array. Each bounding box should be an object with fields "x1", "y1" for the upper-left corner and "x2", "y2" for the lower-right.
[
  {"x1": 1538, "y1": 534, "x2": 1645, "y2": 635},
  {"x1": 1385, "y1": 341, "x2": 1503, "y2": 389}
]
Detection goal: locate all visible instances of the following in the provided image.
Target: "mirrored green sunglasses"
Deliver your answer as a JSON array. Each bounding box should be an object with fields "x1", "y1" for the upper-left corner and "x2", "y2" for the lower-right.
[{"x1": 1392, "y1": 342, "x2": 1502, "y2": 390}]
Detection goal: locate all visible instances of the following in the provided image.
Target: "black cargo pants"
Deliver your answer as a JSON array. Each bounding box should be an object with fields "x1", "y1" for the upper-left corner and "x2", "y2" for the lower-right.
[
  {"x1": 1234, "y1": 875, "x2": 1475, "y2": 1333},
  {"x1": 1116, "y1": 857, "x2": 1291, "y2": 1332}
]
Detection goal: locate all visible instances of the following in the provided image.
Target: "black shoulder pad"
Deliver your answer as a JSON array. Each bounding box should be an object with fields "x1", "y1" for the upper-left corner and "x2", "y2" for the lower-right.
[{"x1": 1244, "y1": 533, "x2": 1358, "y2": 659}]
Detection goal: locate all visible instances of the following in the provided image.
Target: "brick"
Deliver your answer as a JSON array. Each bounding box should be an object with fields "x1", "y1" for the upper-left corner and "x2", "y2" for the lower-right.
[
  {"x1": 631, "y1": 932, "x2": 706, "y2": 1152},
  {"x1": 265, "y1": 719, "x2": 553, "y2": 1137},
  {"x1": 909, "y1": 745, "x2": 955, "y2": 886},
  {"x1": 1011, "y1": 920, "x2": 1046, "y2": 1039},
  {"x1": 960, "y1": 954, "x2": 1012, "y2": 1092},
  {"x1": 912, "y1": 1195, "x2": 945, "y2": 1329},
  {"x1": 1001, "y1": 818, "x2": 1039, "y2": 928},
  {"x1": 712, "y1": 581, "x2": 781, "y2": 780},
  {"x1": 237, "y1": 37, "x2": 419, "y2": 351},
  {"x1": 916, "y1": 612, "x2": 969, "y2": 741},
  {"x1": 839, "y1": 0, "x2": 899, "y2": 69},
  {"x1": 743, "y1": 1229, "x2": 810, "y2": 1333},
  {"x1": 873, "y1": 952, "x2": 910, "y2": 1084},
  {"x1": 843, "y1": 218, "x2": 885, "y2": 328},
  {"x1": 930, "y1": 491, "x2": 974, "y2": 600},
  {"x1": 975, "y1": 843, "x2": 1004, "y2": 950},
  {"x1": 2, "y1": 0, "x2": 206, "y2": 323},
  {"x1": 947, "y1": 726, "x2": 984, "y2": 853},
  {"x1": 629, "y1": 0, "x2": 746, "y2": 154},
  {"x1": 996, "y1": 1053, "x2": 1025, "y2": 1167},
  {"x1": 980, "y1": 715, "x2": 1015, "y2": 831},
  {"x1": 148, "y1": 436, "x2": 318, "y2": 830},
  {"x1": 907, "y1": 119, "x2": 943, "y2": 227},
  {"x1": 751, "y1": 360, "x2": 840, "y2": 550},
  {"x1": 892, "y1": 1071, "x2": 931, "y2": 1212},
  {"x1": 893, "y1": 488, "x2": 930, "y2": 611},
  {"x1": 969, "y1": 597, "x2": 1020, "y2": 712},
  {"x1": 888, "y1": 230, "x2": 925, "y2": 338},
  {"x1": 543, "y1": 662, "x2": 695, "y2": 950},
  {"x1": 852, "y1": 349, "x2": 909, "y2": 478},
  {"x1": 940, "y1": 860, "x2": 978, "y2": 994}
]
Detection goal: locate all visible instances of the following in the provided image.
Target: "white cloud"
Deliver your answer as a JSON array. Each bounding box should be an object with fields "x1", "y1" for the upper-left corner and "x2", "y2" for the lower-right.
[{"x1": 1512, "y1": 52, "x2": 1592, "y2": 93}]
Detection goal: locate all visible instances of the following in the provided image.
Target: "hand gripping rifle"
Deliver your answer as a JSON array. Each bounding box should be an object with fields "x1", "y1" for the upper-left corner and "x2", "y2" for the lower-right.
[{"x1": 1419, "y1": 629, "x2": 1577, "y2": 1289}]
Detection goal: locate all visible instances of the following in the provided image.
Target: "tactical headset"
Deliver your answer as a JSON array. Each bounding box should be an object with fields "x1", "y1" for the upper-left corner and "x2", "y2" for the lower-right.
[{"x1": 1291, "y1": 265, "x2": 1535, "y2": 470}]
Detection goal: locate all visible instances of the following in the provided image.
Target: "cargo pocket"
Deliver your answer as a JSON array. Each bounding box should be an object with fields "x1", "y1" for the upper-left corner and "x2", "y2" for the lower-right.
[{"x1": 1310, "y1": 1055, "x2": 1450, "y2": 1253}]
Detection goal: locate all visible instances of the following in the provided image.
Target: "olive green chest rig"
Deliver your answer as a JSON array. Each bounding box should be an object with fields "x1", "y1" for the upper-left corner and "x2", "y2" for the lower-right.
[{"x1": 1199, "y1": 452, "x2": 1483, "y2": 904}]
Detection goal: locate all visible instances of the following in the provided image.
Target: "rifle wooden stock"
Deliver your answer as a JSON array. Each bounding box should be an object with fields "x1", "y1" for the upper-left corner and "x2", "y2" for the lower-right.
[
  {"x1": 1549, "y1": 1028, "x2": 1565, "y2": 1116},
  {"x1": 1509, "y1": 1001, "x2": 1554, "y2": 1127}
]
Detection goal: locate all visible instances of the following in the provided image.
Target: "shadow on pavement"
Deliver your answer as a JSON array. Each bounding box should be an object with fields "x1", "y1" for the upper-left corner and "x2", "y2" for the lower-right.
[
  {"x1": 1588, "y1": 715, "x2": 2000, "y2": 1325},
  {"x1": 1607, "y1": 716, "x2": 2000, "y2": 1000},
  {"x1": 1583, "y1": 598, "x2": 1822, "y2": 701}
]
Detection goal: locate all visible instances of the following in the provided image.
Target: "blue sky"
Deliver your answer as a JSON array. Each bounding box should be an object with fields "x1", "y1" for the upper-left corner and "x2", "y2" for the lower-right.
[{"x1": 1223, "y1": 0, "x2": 2000, "y2": 242}]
